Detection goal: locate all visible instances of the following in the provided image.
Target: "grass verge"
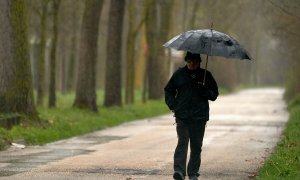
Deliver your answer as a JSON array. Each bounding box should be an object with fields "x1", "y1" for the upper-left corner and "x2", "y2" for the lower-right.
[
  {"x1": 0, "y1": 128, "x2": 11, "y2": 150},
  {"x1": 0, "y1": 91, "x2": 169, "y2": 150},
  {"x1": 256, "y1": 95, "x2": 300, "y2": 179}
]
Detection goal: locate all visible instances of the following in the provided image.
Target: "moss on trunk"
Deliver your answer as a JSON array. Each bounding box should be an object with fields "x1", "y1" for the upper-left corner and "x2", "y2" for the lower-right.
[{"x1": 0, "y1": 0, "x2": 38, "y2": 121}]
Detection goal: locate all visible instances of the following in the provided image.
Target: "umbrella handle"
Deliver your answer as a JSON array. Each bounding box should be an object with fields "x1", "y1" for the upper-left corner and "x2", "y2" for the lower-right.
[
  {"x1": 203, "y1": 54, "x2": 209, "y2": 86},
  {"x1": 203, "y1": 22, "x2": 213, "y2": 86}
]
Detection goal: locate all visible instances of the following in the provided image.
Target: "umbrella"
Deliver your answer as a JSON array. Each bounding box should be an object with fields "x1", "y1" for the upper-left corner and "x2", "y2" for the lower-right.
[{"x1": 163, "y1": 27, "x2": 251, "y2": 85}]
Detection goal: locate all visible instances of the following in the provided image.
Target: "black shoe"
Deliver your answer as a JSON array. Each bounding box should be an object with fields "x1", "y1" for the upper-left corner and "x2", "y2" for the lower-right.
[{"x1": 173, "y1": 171, "x2": 184, "y2": 180}]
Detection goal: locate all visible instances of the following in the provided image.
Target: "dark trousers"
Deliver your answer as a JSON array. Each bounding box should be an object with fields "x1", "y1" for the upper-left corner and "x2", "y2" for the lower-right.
[{"x1": 174, "y1": 119, "x2": 206, "y2": 177}]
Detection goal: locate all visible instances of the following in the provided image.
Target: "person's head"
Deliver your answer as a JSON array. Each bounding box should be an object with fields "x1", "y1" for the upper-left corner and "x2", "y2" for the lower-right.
[{"x1": 185, "y1": 52, "x2": 201, "y2": 70}]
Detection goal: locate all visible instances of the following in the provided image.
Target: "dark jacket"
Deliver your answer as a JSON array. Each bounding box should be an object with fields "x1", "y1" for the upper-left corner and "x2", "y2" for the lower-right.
[{"x1": 164, "y1": 66, "x2": 218, "y2": 122}]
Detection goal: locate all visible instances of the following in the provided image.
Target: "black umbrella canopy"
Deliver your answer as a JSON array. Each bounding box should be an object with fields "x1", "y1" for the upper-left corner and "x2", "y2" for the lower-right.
[
  {"x1": 163, "y1": 29, "x2": 251, "y2": 60},
  {"x1": 164, "y1": 28, "x2": 252, "y2": 85}
]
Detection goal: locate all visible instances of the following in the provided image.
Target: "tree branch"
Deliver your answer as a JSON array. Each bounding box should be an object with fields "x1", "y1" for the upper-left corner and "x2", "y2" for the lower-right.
[{"x1": 266, "y1": 0, "x2": 300, "y2": 20}]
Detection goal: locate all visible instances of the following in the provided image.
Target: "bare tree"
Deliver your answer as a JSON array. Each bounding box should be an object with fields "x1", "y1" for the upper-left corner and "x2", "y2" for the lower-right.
[
  {"x1": 125, "y1": 0, "x2": 146, "y2": 104},
  {"x1": 48, "y1": 0, "x2": 61, "y2": 108},
  {"x1": 104, "y1": 0, "x2": 126, "y2": 107},
  {"x1": 73, "y1": 0, "x2": 104, "y2": 112},
  {"x1": 265, "y1": 0, "x2": 300, "y2": 99},
  {"x1": 36, "y1": 0, "x2": 50, "y2": 107},
  {"x1": 66, "y1": 1, "x2": 82, "y2": 92},
  {"x1": 144, "y1": 0, "x2": 161, "y2": 99},
  {"x1": 144, "y1": 0, "x2": 173, "y2": 100}
]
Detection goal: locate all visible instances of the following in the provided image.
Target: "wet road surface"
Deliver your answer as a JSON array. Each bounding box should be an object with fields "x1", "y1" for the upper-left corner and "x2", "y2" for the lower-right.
[{"x1": 0, "y1": 88, "x2": 288, "y2": 180}]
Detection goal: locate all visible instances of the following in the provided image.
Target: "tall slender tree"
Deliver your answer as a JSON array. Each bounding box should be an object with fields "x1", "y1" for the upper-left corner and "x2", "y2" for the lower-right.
[
  {"x1": 125, "y1": 0, "x2": 146, "y2": 104},
  {"x1": 145, "y1": 0, "x2": 161, "y2": 99},
  {"x1": 265, "y1": 0, "x2": 300, "y2": 99},
  {"x1": 36, "y1": 0, "x2": 50, "y2": 107},
  {"x1": 0, "y1": 0, "x2": 37, "y2": 119},
  {"x1": 157, "y1": 0, "x2": 174, "y2": 91},
  {"x1": 73, "y1": 0, "x2": 104, "y2": 112},
  {"x1": 66, "y1": 1, "x2": 80, "y2": 92},
  {"x1": 144, "y1": 0, "x2": 173, "y2": 100},
  {"x1": 104, "y1": 0, "x2": 126, "y2": 107},
  {"x1": 48, "y1": 0, "x2": 61, "y2": 108}
]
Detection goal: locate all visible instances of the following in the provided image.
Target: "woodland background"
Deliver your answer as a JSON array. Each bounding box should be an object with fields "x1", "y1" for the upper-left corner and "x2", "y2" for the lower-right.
[{"x1": 0, "y1": 0, "x2": 299, "y2": 121}]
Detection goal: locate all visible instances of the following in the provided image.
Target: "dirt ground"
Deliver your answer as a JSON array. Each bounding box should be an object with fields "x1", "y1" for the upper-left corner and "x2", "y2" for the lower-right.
[{"x1": 0, "y1": 88, "x2": 288, "y2": 180}]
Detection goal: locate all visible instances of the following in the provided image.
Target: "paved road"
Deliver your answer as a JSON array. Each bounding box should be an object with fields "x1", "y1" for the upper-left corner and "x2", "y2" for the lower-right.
[{"x1": 0, "y1": 88, "x2": 288, "y2": 180}]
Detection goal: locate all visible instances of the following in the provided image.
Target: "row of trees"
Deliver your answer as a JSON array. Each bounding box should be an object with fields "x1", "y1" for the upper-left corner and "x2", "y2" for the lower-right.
[
  {"x1": 264, "y1": 0, "x2": 300, "y2": 100},
  {"x1": 0, "y1": 0, "x2": 299, "y2": 121},
  {"x1": 0, "y1": 0, "x2": 174, "y2": 119}
]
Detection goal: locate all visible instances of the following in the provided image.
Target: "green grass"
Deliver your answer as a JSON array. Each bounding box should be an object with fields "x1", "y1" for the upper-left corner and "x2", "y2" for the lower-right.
[
  {"x1": 1, "y1": 91, "x2": 169, "y2": 147},
  {"x1": 0, "y1": 128, "x2": 11, "y2": 150},
  {"x1": 256, "y1": 95, "x2": 300, "y2": 179}
]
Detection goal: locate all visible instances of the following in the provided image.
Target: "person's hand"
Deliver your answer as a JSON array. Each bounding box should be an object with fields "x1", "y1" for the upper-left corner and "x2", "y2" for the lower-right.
[
  {"x1": 197, "y1": 83, "x2": 206, "y2": 91},
  {"x1": 198, "y1": 84, "x2": 210, "y2": 97},
  {"x1": 202, "y1": 89, "x2": 210, "y2": 98},
  {"x1": 197, "y1": 82, "x2": 205, "y2": 90}
]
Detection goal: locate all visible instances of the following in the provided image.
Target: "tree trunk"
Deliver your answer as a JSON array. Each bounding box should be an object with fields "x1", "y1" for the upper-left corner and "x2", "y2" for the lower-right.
[
  {"x1": 0, "y1": 0, "x2": 37, "y2": 118},
  {"x1": 145, "y1": 0, "x2": 161, "y2": 99},
  {"x1": 66, "y1": 6, "x2": 78, "y2": 92},
  {"x1": 104, "y1": 0, "x2": 126, "y2": 107},
  {"x1": 125, "y1": 0, "x2": 146, "y2": 104},
  {"x1": 73, "y1": 0, "x2": 103, "y2": 112},
  {"x1": 125, "y1": 0, "x2": 136, "y2": 105},
  {"x1": 189, "y1": 0, "x2": 201, "y2": 29},
  {"x1": 157, "y1": 0, "x2": 174, "y2": 93},
  {"x1": 37, "y1": 0, "x2": 49, "y2": 107},
  {"x1": 182, "y1": 0, "x2": 188, "y2": 30},
  {"x1": 67, "y1": 36, "x2": 76, "y2": 92},
  {"x1": 60, "y1": 39, "x2": 67, "y2": 94},
  {"x1": 138, "y1": 25, "x2": 148, "y2": 103},
  {"x1": 145, "y1": 0, "x2": 173, "y2": 100},
  {"x1": 48, "y1": 0, "x2": 60, "y2": 108}
]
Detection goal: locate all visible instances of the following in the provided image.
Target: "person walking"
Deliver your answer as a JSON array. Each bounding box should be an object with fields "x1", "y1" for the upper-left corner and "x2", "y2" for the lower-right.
[{"x1": 164, "y1": 52, "x2": 219, "y2": 180}]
